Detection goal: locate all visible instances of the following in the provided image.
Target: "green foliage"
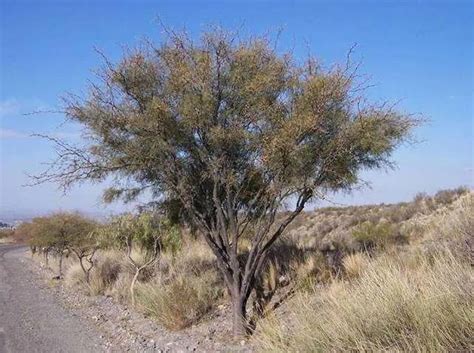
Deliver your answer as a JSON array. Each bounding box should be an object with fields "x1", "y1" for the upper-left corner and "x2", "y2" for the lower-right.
[
  {"x1": 161, "y1": 225, "x2": 182, "y2": 255},
  {"x1": 38, "y1": 28, "x2": 417, "y2": 230},
  {"x1": 352, "y1": 221, "x2": 406, "y2": 251},
  {"x1": 25, "y1": 212, "x2": 97, "y2": 251},
  {"x1": 100, "y1": 212, "x2": 180, "y2": 256}
]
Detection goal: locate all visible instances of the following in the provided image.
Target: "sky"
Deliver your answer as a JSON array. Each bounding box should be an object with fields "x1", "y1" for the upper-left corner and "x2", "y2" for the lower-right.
[{"x1": 0, "y1": 0, "x2": 473, "y2": 219}]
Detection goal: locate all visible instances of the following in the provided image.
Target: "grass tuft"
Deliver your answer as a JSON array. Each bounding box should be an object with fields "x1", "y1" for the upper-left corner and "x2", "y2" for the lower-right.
[{"x1": 136, "y1": 271, "x2": 222, "y2": 330}]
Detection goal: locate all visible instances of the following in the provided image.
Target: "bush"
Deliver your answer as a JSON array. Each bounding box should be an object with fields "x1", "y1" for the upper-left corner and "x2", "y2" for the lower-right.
[
  {"x1": 433, "y1": 187, "x2": 469, "y2": 205},
  {"x1": 107, "y1": 272, "x2": 134, "y2": 302},
  {"x1": 257, "y1": 253, "x2": 473, "y2": 352},
  {"x1": 352, "y1": 221, "x2": 406, "y2": 251}
]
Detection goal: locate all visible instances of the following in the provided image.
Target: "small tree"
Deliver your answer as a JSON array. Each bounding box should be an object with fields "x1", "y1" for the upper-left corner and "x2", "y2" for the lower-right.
[
  {"x1": 33, "y1": 28, "x2": 418, "y2": 335},
  {"x1": 102, "y1": 213, "x2": 169, "y2": 306},
  {"x1": 26, "y1": 213, "x2": 97, "y2": 278},
  {"x1": 68, "y1": 229, "x2": 99, "y2": 284}
]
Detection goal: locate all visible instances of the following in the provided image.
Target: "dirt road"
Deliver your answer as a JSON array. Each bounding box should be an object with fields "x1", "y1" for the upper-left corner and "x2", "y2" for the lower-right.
[{"x1": 0, "y1": 244, "x2": 106, "y2": 353}]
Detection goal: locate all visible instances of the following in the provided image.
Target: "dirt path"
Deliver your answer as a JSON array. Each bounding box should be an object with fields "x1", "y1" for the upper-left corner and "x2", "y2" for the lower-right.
[{"x1": 0, "y1": 244, "x2": 107, "y2": 353}]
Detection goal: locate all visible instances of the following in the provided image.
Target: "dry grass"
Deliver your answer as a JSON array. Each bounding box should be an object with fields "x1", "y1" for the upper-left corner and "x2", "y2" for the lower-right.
[
  {"x1": 257, "y1": 191, "x2": 474, "y2": 352},
  {"x1": 65, "y1": 250, "x2": 129, "y2": 296},
  {"x1": 133, "y1": 239, "x2": 223, "y2": 329},
  {"x1": 136, "y1": 270, "x2": 222, "y2": 330},
  {"x1": 53, "y1": 188, "x2": 473, "y2": 343},
  {"x1": 342, "y1": 252, "x2": 370, "y2": 279},
  {"x1": 257, "y1": 252, "x2": 473, "y2": 352},
  {"x1": 64, "y1": 262, "x2": 87, "y2": 287},
  {"x1": 421, "y1": 192, "x2": 473, "y2": 261},
  {"x1": 88, "y1": 251, "x2": 126, "y2": 295}
]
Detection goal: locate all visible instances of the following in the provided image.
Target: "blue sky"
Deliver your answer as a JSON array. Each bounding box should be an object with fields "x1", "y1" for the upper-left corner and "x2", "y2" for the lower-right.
[{"x1": 1, "y1": 0, "x2": 473, "y2": 217}]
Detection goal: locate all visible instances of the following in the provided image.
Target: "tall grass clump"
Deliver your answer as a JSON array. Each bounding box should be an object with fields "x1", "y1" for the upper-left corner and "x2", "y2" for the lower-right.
[
  {"x1": 257, "y1": 253, "x2": 473, "y2": 352},
  {"x1": 421, "y1": 192, "x2": 473, "y2": 262},
  {"x1": 136, "y1": 271, "x2": 222, "y2": 330}
]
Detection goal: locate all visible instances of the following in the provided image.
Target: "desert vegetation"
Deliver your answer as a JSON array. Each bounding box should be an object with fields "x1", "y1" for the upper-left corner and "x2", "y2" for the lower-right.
[
  {"x1": 12, "y1": 187, "x2": 473, "y2": 351},
  {"x1": 257, "y1": 188, "x2": 473, "y2": 352},
  {"x1": 31, "y1": 26, "x2": 418, "y2": 336},
  {"x1": 13, "y1": 21, "x2": 470, "y2": 350}
]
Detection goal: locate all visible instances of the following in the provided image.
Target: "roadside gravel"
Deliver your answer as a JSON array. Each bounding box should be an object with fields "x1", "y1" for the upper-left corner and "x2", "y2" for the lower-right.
[
  {"x1": 0, "y1": 244, "x2": 108, "y2": 353},
  {"x1": 2, "y1": 244, "x2": 255, "y2": 352}
]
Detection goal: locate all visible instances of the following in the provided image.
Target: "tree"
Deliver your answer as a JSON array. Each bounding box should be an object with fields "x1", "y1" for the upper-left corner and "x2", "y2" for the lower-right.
[
  {"x1": 26, "y1": 213, "x2": 97, "y2": 278},
  {"x1": 33, "y1": 28, "x2": 418, "y2": 336},
  {"x1": 68, "y1": 228, "x2": 99, "y2": 284},
  {"x1": 100, "y1": 213, "x2": 169, "y2": 306}
]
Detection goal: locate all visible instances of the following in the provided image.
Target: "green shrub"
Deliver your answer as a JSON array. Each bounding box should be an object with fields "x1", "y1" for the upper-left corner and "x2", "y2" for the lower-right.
[
  {"x1": 161, "y1": 225, "x2": 182, "y2": 255},
  {"x1": 352, "y1": 221, "x2": 406, "y2": 251}
]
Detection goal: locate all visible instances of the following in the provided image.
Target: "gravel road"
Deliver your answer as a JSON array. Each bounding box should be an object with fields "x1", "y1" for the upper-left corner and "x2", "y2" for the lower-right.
[{"x1": 0, "y1": 244, "x2": 107, "y2": 353}]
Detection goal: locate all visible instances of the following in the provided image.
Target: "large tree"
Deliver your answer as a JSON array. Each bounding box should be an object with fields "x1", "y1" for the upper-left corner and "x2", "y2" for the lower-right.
[{"x1": 34, "y1": 29, "x2": 417, "y2": 336}]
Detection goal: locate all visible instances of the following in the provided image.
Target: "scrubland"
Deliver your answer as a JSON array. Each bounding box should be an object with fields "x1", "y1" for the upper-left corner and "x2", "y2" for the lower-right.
[{"x1": 24, "y1": 187, "x2": 473, "y2": 351}]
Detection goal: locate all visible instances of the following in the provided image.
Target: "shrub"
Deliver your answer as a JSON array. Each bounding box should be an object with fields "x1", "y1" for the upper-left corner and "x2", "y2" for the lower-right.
[
  {"x1": 107, "y1": 272, "x2": 134, "y2": 303},
  {"x1": 352, "y1": 221, "x2": 406, "y2": 251},
  {"x1": 433, "y1": 187, "x2": 469, "y2": 206},
  {"x1": 413, "y1": 192, "x2": 428, "y2": 203}
]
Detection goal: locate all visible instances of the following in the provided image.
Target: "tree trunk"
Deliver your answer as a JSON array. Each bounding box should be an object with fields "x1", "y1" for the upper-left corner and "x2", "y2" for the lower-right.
[
  {"x1": 58, "y1": 252, "x2": 63, "y2": 278},
  {"x1": 231, "y1": 290, "x2": 248, "y2": 337},
  {"x1": 130, "y1": 268, "x2": 141, "y2": 307},
  {"x1": 78, "y1": 256, "x2": 90, "y2": 284}
]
